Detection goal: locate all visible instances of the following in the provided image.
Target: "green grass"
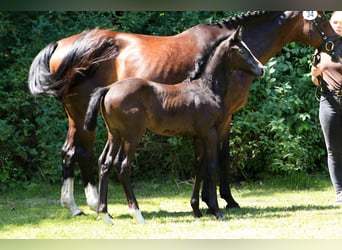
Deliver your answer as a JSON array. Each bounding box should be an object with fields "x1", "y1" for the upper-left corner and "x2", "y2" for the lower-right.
[{"x1": 0, "y1": 175, "x2": 341, "y2": 239}]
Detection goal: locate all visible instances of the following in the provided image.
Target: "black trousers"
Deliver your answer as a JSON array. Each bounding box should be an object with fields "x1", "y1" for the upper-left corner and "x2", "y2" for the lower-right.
[{"x1": 319, "y1": 94, "x2": 342, "y2": 193}]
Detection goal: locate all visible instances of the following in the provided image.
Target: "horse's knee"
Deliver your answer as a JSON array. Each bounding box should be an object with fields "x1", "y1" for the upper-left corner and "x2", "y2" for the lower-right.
[
  {"x1": 75, "y1": 145, "x2": 93, "y2": 165},
  {"x1": 62, "y1": 136, "x2": 94, "y2": 166},
  {"x1": 62, "y1": 143, "x2": 76, "y2": 169},
  {"x1": 117, "y1": 158, "x2": 131, "y2": 178},
  {"x1": 100, "y1": 160, "x2": 113, "y2": 178}
]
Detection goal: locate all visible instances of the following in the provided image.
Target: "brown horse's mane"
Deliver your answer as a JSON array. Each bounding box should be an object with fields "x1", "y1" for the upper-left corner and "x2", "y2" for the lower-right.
[
  {"x1": 212, "y1": 11, "x2": 282, "y2": 29},
  {"x1": 186, "y1": 11, "x2": 284, "y2": 82}
]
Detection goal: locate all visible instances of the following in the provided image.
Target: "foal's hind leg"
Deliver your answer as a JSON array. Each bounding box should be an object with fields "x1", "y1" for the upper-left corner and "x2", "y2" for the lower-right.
[
  {"x1": 116, "y1": 139, "x2": 145, "y2": 224},
  {"x1": 97, "y1": 137, "x2": 120, "y2": 225}
]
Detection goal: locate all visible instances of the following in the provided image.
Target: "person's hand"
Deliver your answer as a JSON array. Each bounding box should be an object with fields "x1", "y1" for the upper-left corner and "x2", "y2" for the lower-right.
[
  {"x1": 311, "y1": 65, "x2": 322, "y2": 78},
  {"x1": 311, "y1": 65, "x2": 322, "y2": 86}
]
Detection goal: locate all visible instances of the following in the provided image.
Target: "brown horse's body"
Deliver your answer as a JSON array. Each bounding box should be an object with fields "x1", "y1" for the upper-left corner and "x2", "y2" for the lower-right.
[
  {"x1": 84, "y1": 29, "x2": 264, "y2": 223},
  {"x1": 28, "y1": 11, "x2": 342, "y2": 217}
]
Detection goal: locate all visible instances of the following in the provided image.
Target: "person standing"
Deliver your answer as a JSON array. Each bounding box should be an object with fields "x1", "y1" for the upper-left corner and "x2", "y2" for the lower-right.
[{"x1": 311, "y1": 11, "x2": 342, "y2": 204}]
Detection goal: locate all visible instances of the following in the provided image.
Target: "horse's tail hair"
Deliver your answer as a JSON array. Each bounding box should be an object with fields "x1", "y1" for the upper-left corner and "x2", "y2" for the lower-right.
[
  {"x1": 28, "y1": 28, "x2": 119, "y2": 100},
  {"x1": 28, "y1": 41, "x2": 59, "y2": 97},
  {"x1": 84, "y1": 86, "x2": 111, "y2": 131}
]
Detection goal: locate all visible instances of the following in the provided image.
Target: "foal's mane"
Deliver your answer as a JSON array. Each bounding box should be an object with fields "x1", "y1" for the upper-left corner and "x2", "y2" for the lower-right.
[{"x1": 186, "y1": 33, "x2": 232, "y2": 82}]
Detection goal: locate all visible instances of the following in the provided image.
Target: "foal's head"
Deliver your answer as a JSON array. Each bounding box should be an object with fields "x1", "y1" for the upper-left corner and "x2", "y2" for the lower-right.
[{"x1": 225, "y1": 26, "x2": 264, "y2": 77}]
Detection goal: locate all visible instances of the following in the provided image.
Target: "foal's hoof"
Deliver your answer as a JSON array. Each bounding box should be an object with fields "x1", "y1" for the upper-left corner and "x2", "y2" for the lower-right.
[
  {"x1": 99, "y1": 213, "x2": 113, "y2": 225},
  {"x1": 129, "y1": 208, "x2": 145, "y2": 224}
]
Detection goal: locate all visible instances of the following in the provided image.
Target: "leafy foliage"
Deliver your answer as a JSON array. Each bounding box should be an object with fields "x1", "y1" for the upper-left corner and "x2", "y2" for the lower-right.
[
  {"x1": 230, "y1": 43, "x2": 327, "y2": 180},
  {"x1": 0, "y1": 11, "x2": 328, "y2": 190}
]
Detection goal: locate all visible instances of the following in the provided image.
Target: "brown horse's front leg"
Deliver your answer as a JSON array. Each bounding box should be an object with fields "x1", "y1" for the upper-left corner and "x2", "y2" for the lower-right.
[
  {"x1": 61, "y1": 100, "x2": 99, "y2": 216},
  {"x1": 218, "y1": 135, "x2": 240, "y2": 209},
  {"x1": 61, "y1": 126, "x2": 89, "y2": 217},
  {"x1": 202, "y1": 133, "x2": 240, "y2": 211}
]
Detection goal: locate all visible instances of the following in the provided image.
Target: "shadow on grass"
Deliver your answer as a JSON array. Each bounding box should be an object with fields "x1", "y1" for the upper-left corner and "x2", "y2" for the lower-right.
[
  {"x1": 222, "y1": 204, "x2": 340, "y2": 220},
  {"x1": 114, "y1": 209, "x2": 195, "y2": 221},
  {"x1": 110, "y1": 203, "x2": 339, "y2": 223}
]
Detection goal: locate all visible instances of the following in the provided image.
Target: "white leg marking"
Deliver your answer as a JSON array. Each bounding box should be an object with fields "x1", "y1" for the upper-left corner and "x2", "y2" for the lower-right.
[
  {"x1": 129, "y1": 208, "x2": 145, "y2": 224},
  {"x1": 100, "y1": 213, "x2": 113, "y2": 225},
  {"x1": 61, "y1": 178, "x2": 83, "y2": 217},
  {"x1": 84, "y1": 183, "x2": 99, "y2": 211}
]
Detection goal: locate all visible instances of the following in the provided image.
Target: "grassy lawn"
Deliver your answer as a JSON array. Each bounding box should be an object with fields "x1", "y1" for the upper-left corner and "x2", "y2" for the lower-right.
[{"x1": 0, "y1": 175, "x2": 341, "y2": 239}]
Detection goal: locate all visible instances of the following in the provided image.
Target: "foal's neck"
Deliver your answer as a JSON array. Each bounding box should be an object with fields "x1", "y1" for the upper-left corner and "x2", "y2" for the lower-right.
[{"x1": 199, "y1": 41, "x2": 231, "y2": 97}]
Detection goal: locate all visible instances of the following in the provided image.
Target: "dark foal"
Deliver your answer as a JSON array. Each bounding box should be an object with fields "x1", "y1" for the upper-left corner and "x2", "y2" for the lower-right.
[{"x1": 84, "y1": 28, "x2": 264, "y2": 224}]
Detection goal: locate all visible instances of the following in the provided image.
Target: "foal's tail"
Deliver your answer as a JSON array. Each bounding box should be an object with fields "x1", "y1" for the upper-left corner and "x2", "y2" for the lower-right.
[{"x1": 83, "y1": 86, "x2": 111, "y2": 131}]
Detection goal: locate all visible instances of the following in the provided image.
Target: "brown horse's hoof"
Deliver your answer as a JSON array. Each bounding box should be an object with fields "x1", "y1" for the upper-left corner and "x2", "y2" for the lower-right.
[
  {"x1": 193, "y1": 210, "x2": 203, "y2": 218},
  {"x1": 206, "y1": 208, "x2": 215, "y2": 215},
  {"x1": 206, "y1": 208, "x2": 225, "y2": 221},
  {"x1": 226, "y1": 201, "x2": 240, "y2": 209},
  {"x1": 216, "y1": 214, "x2": 225, "y2": 221},
  {"x1": 71, "y1": 210, "x2": 85, "y2": 217}
]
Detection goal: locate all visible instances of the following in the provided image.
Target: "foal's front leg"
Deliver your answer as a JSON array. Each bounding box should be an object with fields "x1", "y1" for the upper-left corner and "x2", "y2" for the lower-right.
[
  {"x1": 190, "y1": 138, "x2": 205, "y2": 218},
  {"x1": 203, "y1": 129, "x2": 224, "y2": 221}
]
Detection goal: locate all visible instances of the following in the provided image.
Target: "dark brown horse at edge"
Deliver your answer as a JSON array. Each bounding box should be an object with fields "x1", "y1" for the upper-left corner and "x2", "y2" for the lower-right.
[
  {"x1": 84, "y1": 27, "x2": 264, "y2": 223},
  {"x1": 28, "y1": 11, "x2": 342, "y2": 217}
]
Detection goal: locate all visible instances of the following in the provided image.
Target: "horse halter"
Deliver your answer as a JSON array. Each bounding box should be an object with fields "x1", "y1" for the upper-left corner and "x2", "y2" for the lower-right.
[{"x1": 307, "y1": 11, "x2": 342, "y2": 65}]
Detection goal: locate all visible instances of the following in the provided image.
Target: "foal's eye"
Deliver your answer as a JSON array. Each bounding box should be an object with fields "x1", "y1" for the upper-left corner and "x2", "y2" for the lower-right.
[{"x1": 239, "y1": 49, "x2": 245, "y2": 54}]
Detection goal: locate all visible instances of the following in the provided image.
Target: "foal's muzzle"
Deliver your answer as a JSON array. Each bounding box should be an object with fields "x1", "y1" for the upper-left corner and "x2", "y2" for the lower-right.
[{"x1": 256, "y1": 67, "x2": 265, "y2": 78}]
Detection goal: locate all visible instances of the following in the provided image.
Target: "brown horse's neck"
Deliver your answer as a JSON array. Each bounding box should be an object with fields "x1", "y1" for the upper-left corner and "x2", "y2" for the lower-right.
[
  {"x1": 215, "y1": 11, "x2": 317, "y2": 64},
  {"x1": 240, "y1": 12, "x2": 300, "y2": 64}
]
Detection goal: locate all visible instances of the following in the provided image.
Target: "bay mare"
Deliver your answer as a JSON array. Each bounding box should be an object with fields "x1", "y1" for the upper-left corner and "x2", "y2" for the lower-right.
[
  {"x1": 28, "y1": 11, "x2": 342, "y2": 217},
  {"x1": 84, "y1": 28, "x2": 264, "y2": 223}
]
